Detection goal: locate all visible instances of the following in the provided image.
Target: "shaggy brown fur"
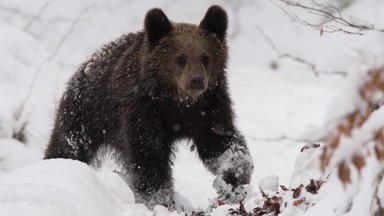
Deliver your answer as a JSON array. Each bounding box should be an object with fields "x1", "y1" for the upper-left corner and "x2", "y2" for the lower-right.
[{"x1": 45, "y1": 5, "x2": 253, "y2": 209}]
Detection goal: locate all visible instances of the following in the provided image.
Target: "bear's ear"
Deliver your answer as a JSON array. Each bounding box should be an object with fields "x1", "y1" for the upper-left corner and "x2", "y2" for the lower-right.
[
  {"x1": 199, "y1": 5, "x2": 228, "y2": 41},
  {"x1": 144, "y1": 8, "x2": 173, "y2": 46}
]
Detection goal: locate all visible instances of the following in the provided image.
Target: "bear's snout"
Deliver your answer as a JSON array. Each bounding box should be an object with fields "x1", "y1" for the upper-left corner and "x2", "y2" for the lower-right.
[
  {"x1": 189, "y1": 74, "x2": 205, "y2": 90},
  {"x1": 182, "y1": 72, "x2": 208, "y2": 99}
]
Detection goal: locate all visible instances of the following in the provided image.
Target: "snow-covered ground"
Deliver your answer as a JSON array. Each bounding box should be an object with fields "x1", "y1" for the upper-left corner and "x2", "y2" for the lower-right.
[{"x1": 0, "y1": 0, "x2": 383, "y2": 215}]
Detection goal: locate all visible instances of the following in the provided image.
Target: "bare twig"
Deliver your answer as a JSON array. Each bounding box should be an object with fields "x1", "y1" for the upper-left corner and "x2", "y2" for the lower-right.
[
  {"x1": 256, "y1": 26, "x2": 348, "y2": 77},
  {"x1": 24, "y1": 0, "x2": 57, "y2": 31},
  {"x1": 14, "y1": 58, "x2": 49, "y2": 123},
  {"x1": 247, "y1": 134, "x2": 315, "y2": 144},
  {"x1": 372, "y1": 169, "x2": 384, "y2": 215},
  {"x1": 272, "y1": 0, "x2": 384, "y2": 35},
  {"x1": 0, "y1": 4, "x2": 31, "y2": 17},
  {"x1": 16, "y1": 0, "x2": 99, "y2": 114},
  {"x1": 0, "y1": 4, "x2": 73, "y2": 24},
  {"x1": 246, "y1": 107, "x2": 373, "y2": 146},
  {"x1": 12, "y1": 0, "x2": 100, "y2": 144},
  {"x1": 50, "y1": 0, "x2": 100, "y2": 60}
]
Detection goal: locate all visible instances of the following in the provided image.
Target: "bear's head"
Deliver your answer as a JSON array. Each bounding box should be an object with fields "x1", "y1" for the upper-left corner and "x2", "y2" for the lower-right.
[{"x1": 143, "y1": 5, "x2": 228, "y2": 102}]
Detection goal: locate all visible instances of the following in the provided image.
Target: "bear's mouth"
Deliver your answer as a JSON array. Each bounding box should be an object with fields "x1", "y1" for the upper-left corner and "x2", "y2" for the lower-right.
[
  {"x1": 186, "y1": 88, "x2": 205, "y2": 99},
  {"x1": 179, "y1": 87, "x2": 205, "y2": 100},
  {"x1": 177, "y1": 85, "x2": 207, "y2": 104}
]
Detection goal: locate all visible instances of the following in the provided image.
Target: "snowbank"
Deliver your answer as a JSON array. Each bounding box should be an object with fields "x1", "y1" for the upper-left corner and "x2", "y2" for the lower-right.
[{"x1": 0, "y1": 159, "x2": 135, "y2": 216}]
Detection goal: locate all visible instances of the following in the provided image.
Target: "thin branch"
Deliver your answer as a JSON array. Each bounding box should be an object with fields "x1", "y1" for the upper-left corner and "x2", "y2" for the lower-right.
[
  {"x1": 272, "y1": 0, "x2": 384, "y2": 35},
  {"x1": 50, "y1": 0, "x2": 100, "y2": 60},
  {"x1": 247, "y1": 134, "x2": 315, "y2": 144},
  {"x1": 256, "y1": 26, "x2": 348, "y2": 77},
  {"x1": 246, "y1": 106, "x2": 380, "y2": 146},
  {"x1": 293, "y1": 13, "x2": 365, "y2": 35},
  {"x1": 13, "y1": 58, "x2": 48, "y2": 144},
  {"x1": 0, "y1": 4, "x2": 73, "y2": 23},
  {"x1": 0, "y1": 4, "x2": 30, "y2": 16},
  {"x1": 13, "y1": 0, "x2": 100, "y2": 142},
  {"x1": 23, "y1": 0, "x2": 57, "y2": 31},
  {"x1": 14, "y1": 58, "x2": 49, "y2": 123}
]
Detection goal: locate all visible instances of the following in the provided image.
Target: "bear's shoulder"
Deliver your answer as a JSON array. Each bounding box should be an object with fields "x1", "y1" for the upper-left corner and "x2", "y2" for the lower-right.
[{"x1": 79, "y1": 32, "x2": 145, "y2": 78}]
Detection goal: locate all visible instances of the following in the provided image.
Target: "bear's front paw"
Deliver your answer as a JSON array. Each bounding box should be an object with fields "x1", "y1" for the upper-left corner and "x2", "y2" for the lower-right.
[{"x1": 213, "y1": 175, "x2": 250, "y2": 205}]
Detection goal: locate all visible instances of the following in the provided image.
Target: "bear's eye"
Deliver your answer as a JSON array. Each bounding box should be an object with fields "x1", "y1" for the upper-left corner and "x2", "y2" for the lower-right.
[
  {"x1": 201, "y1": 55, "x2": 210, "y2": 68},
  {"x1": 176, "y1": 55, "x2": 188, "y2": 66}
]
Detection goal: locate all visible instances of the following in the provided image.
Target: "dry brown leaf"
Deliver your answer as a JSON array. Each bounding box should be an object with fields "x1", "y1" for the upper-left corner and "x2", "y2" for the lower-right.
[
  {"x1": 280, "y1": 185, "x2": 288, "y2": 191},
  {"x1": 321, "y1": 67, "x2": 384, "y2": 185},
  {"x1": 337, "y1": 124, "x2": 348, "y2": 137},
  {"x1": 305, "y1": 179, "x2": 323, "y2": 194},
  {"x1": 346, "y1": 113, "x2": 356, "y2": 131},
  {"x1": 374, "y1": 129, "x2": 384, "y2": 161},
  {"x1": 338, "y1": 161, "x2": 351, "y2": 185},
  {"x1": 292, "y1": 198, "x2": 306, "y2": 206},
  {"x1": 375, "y1": 129, "x2": 384, "y2": 144},
  {"x1": 375, "y1": 145, "x2": 384, "y2": 161},
  {"x1": 352, "y1": 153, "x2": 366, "y2": 173},
  {"x1": 271, "y1": 196, "x2": 281, "y2": 202},
  {"x1": 292, "y1": 184, "x2": 304, "y2": 199},
  {"x1": 300, "y1": 143, "x2": 320, "y2": 152},
  {"x1": 259, "y1": 188, "x2": 267, "y2": 198},
  {"x1": 370, "y1": 68, "x2": 384, "y2": 91},
  {"x1": 191, "y1": 211, "x2": 206, "y2": 216},
  {"x1": 329, "y1": 136, "x2": 340, "y2": 149},
  {"x1": 357, "y1": 108, "x2": 373, "y2": 127},
  {"x1": 374, "y1": 130, "x2": 384, "y2": 161},
  {"x1": 320, "y1": 149, "x2": 331, "y2": 172},
  {"x1": 239, "y1": 201, "x2": 247, "y2": 216},
  {"x1": 217, "y1": 200, "x2": 226, "y2": 206}
]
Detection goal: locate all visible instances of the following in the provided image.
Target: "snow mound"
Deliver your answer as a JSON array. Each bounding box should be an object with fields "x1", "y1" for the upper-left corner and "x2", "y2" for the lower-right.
[
  {"x1": 0, "y1": 159, "x2": 134, "y2": 216},
  {"x1": 0, "y1": 139, "x2": 41, "y2": 173},
  {"x1": 259, "y1": 175, "x2": 279, "y2": 192}
]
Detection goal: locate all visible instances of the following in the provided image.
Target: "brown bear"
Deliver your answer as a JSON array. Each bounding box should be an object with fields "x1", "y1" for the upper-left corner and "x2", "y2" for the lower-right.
[{"x1": 45, "y1": 5, "x2": 254, "y2": 209}]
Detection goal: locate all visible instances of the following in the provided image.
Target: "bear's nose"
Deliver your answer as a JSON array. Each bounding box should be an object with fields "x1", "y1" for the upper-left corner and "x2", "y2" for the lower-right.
[{"x1": 189, "y1": 75, "x2": 205, "y2": 90}]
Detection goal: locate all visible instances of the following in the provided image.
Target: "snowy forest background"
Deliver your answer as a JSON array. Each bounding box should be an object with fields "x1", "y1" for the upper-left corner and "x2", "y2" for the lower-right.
[{"x1": 0, "y1": 0, "x2": 383, "y2": 215}]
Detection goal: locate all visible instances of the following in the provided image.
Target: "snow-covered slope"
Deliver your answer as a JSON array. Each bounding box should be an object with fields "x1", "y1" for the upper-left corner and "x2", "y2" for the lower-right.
[
  {"x1": 0, "y1": 0, "x2": 383, "y2": 215},
  {"x1": 0, "y1": 22, "x2": 65, "y2": 171},
  {"x1": 0, "y1": 159, "x2": 135, "y2": 216}
]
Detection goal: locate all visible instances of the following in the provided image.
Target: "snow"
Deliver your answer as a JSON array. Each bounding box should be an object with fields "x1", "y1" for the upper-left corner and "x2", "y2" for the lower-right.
[
  {"x1": 0, "y1": 159, "x2": 135, "y2": 216},
  {"x1": 0, "y1": 0, "x2": 384, "y2": 215},
  {"x1": 0, "y1": 139, "x2": 41, "y2": 172},
  {"x1": 259, "y1": 175, "x2": 279, "y2": 192}
]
